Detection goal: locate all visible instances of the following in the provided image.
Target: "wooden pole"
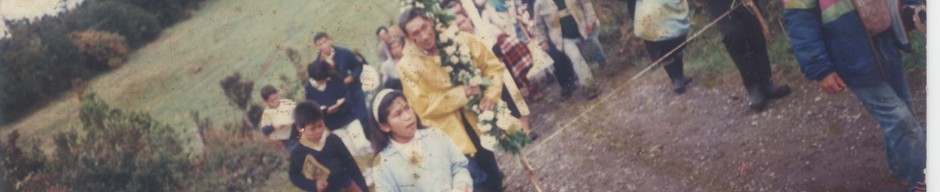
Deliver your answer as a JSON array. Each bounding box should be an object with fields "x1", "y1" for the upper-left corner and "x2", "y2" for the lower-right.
[
  {"x1": 742, "y1": 0, "x2": 774, "y2": 43},
  {"x1": 518, "y1": 154, "x2": 545, "y2": 192}
]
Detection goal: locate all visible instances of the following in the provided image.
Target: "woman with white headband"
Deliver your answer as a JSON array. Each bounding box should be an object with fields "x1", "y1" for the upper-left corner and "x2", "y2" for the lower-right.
[{"x1": 369, "y1": 89, "x2": 473, "y2": 192}]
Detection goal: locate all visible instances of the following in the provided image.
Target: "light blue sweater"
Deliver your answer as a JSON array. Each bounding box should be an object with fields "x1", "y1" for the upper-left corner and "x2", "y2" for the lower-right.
[
  {"x1": 634, "y1": 0, "x2": 690, "y2": 41},
  {"x1": 374, "y1": 128, "x2": 473, "y2": 192}
]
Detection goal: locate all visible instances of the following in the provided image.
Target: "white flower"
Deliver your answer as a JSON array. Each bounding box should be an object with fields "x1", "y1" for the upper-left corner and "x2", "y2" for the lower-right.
[
  {"x1": 479, "y1": 110, "x2": 495, "y2": 121},
  {"x1": 440, "y1": 29, "x2": 456, "y2": 42},
  {"x1": 459, "y1": 71, "x2": 470, "y2": 80},
  {"x1": 444, "y1": 66, "x2": 453, "y2": 72},
  {"x1": 480, "y1": 135, "x2": 498, "y2": 151},
  {"x1": 449, "y1": 55, "x2": 459, "y2": 64},
  {"x1": 459, "y1": 45, "x2": 471, "y2": 55},
  {"x1": 444, "y1": 45, "x2": 456, "y2": 55},
  {"x1": 496, "y1": 117, "x2": 512, "y2": 130},
  {"x1": 478, "y1": 123, "x2": 492, "y2": 132},
  {"x1": 415, "y1": 3, "x2": 425, "y2": 8},
  {"x1": 444, "y1": 25, "x2": 459, "y2": 37},
  {"x1": 439, "y1": 35, "x2": 448, "y2": 43},
  {"x1": 460, "y1": 55, "x2": 471, "y2": 63},
  {"x1": 469, "y1": 76, "x2": 482, "y2": 86}
]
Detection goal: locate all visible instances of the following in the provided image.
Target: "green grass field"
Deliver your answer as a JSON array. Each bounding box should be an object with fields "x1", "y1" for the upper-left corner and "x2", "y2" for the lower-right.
[{"x1": 1, "y1": 0, "x2": 400, "y2": 150}]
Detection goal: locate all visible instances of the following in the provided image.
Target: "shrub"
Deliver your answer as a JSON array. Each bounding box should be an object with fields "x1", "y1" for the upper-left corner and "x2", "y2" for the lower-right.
[
  {"x1": 67, "y1": 0, "x2": 162, "y2": 49},
  {"x1": 0, "y1": 17, "x2": 90, "y2": 125},
  {"x1": 220, "y1": 72, "x2": 255, "y2": 111},
  {"x1": 42, "y1": 94, "x2": 191, "y2": 192},
  {"x1": 220, "y1": 72, "x2": 265, "y2": 136},
  {"x1": 68, "y1": 30, "x2": 129, "y2": 69},
  {"x1": 188, "y1": 123, "x2": 284, "y2": 191},
  {"x1": 3, "y1": 95, "x2": 285, "y2": 191},
  {"x1": 0, "y1": 131, "x2": 47, "y2": 191}
]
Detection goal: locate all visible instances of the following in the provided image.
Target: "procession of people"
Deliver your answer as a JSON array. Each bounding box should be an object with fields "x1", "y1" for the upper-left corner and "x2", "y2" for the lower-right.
[{"x1": 250, "y1": 0, "x2": 928, "y2": 191}]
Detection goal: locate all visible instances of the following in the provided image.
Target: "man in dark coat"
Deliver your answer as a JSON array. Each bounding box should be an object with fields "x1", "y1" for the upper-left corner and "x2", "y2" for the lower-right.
[{"x1": 314, "y1": 32, "x2": 371, "y2": 138}]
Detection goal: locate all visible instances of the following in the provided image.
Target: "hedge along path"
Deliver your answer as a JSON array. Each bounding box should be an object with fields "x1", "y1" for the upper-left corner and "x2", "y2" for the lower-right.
[{"x1": 523, "y1": 2, "x2": 745, "y2": 156}]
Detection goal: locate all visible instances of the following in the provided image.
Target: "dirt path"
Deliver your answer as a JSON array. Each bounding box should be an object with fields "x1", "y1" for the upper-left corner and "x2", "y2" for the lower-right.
[{"x1": 497, "y1": 63, "x2": 925, "y2": 191}]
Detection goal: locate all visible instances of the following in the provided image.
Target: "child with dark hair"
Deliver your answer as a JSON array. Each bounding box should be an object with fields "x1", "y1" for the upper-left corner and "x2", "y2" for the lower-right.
[
  {"x1": 380, "y1": 38, "x2": 404, "y2": 90},
  {"x1": 313, "y1": 32, "x2": 372, "y2": 140},
  {"x1": 289, "y1": 101, "x2": 368, "y2": 192},
  {"x1": 376, "y1": 26, "x2": 391, "y2": 62},
  {"x1": 305, "y1": 60, "x2": 374, "y2": 184},
  {"x1": 369, "y1": 89, "x2": 472, "y2": 192},
  {"x1": 258, "y1": 85, "x2": 299, "y2": 150}
]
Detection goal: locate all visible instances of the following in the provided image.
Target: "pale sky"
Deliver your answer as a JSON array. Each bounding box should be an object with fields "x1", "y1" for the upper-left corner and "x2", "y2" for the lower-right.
[{"x1": 0, "y1": 0, "x2": 85, "y2": 38}]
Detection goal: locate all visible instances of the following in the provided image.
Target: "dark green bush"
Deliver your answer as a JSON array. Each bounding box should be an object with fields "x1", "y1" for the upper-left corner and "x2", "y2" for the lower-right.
[
  {"x1": 0, "y1": 17, "x2": 91, "y2": 125},
  {"x1": 67, "y1": 0, "x2": 162, "y2": 49},
  {"x1": 0, "y1": 0, "x2": 207, "y2": 125},
  {"x1": 188, "y1": 123, "x2": 284, "y2": 191},
  {"x1": 2, "y1": 95, "x2": 284, "y2": 191},
  {"x1": 0, "y1": 131, "x2": 47, "y2": 192},
  {"x1": 42, "y1": 94, "x2": 192, "y2": 192}
]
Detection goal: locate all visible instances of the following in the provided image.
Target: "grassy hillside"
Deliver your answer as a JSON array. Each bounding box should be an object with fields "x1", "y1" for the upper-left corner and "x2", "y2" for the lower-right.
[{"x1": 1, "y1": 0, "x2": 400, "y2": 149}]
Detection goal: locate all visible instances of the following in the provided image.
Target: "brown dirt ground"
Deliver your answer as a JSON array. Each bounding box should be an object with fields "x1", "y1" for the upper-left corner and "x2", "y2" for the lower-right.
[
  {"x1": 2, "y1": 1, "x2": 926, "y2": 191},
  {"x1": 496, "y1": 61, "x2": 926, "y2": 192}
]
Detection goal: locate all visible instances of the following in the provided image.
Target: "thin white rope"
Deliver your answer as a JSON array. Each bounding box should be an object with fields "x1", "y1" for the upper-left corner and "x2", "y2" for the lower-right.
[{"x1": 525, "y1": 2, "x2": 745, "y2": 155}]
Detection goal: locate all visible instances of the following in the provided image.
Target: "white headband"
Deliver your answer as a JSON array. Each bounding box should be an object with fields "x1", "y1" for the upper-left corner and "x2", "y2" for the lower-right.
[{"x1": 372, "y1": 89, "x2": 395, "y2": 122}]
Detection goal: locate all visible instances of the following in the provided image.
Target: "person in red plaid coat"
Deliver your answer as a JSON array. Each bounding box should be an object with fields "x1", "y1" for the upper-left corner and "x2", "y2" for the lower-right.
[{"x1": 493, "y1": 34, "x2": 543, "y2": 101}]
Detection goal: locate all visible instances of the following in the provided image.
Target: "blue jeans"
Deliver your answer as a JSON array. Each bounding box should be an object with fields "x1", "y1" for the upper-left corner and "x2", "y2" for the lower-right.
[
  {"x1": 586, "y1": 30, "x2": 606, "y2": 67},
  {"x1": 850, "y1": 81, "x2": 925, "y2": 190}
]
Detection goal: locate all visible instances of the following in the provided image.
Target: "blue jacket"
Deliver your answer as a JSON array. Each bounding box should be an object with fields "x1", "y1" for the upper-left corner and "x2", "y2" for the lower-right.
[
  {"x1": 289, "y1": 134, "x2": 368, "y2": 192},
  {"x1": 305, "y1": 76, "x2": 356, "y2": 130},
  {"x1": 783, "y1": 0, "x2": 920, "y2": 86},
  {"x1": 317, "y1": 46, "x2": 364, "y2": 89}
]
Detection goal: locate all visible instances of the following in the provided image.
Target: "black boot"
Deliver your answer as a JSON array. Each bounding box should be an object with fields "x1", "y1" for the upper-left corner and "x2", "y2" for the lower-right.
[
  {"x1": 672, "y1": 77, "x2": 692, "y2": 94},
  {"x1": 763, "y1": 81, "x2": 791, "y2": 100},
  {"x1": 747, "y1": 84, "x2": 767, "y2": 112},
  {"x1": 560, "y1": 85, "x2": 576, "y2": 100}
]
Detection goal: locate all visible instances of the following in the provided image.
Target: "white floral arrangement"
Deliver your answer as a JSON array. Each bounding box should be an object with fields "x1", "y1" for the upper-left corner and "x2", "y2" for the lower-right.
[{"x1": 401, "y1": 0, "x2": 531, "y2": 154}]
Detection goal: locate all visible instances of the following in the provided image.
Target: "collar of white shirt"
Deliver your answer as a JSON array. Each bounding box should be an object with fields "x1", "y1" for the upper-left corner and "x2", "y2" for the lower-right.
[{"x1": 309, "y1": 78, "x2": 328, "y2": 92}]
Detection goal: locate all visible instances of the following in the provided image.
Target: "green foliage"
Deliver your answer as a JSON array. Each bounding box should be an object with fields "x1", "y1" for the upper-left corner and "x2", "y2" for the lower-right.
[
  {"x1": 67, "y1": 0, "x2": 163, "y2": 49},
  {"x1": 44, "y1": 94, "x2": 191, "y2": 191},
  {"x1": 188, "y1": 124, "x2": 284, "y2": 191},
  {"x1": 0, "y1": 131, "x2": 47, "y2": 191},
  {"x1": 0, "y1": 0, "x2": 207, "y2": 126},
  {"x1": 220, "y1": 72, "x2": 256, "y2": 111},
  {"x1": 497, "y1": 131, "x2": 534, "y2": 154},
  {"x1": 903, "y1": 32, "x2": 926, "y2": 70},
  {"x1": 2, "y1": 95, "x2": 284, "y2": 191},
  {"x1": 0, "y1": 17, "x2": 91, "y2": 125},
  {"x1": 68, "y1": 30, "x2": 130, "y2": 70}
]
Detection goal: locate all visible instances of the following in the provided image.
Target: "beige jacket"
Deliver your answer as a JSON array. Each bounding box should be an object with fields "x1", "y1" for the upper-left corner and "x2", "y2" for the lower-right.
[{"x1": 532, "y1": 0, "x2": 598, "y2": 49}]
